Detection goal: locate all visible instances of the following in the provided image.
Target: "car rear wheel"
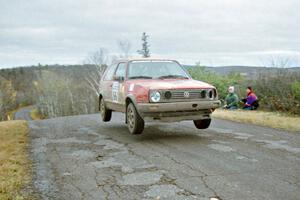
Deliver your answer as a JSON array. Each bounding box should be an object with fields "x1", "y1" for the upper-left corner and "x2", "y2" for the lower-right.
[
  {"x1": 100, "y1": 98, "x2": 112, "y2": 122},
  {"x1": 193, "y1": 119, "x2": 211, "y2": 129},
  {"x1": 126, "y1": 103, "x2": 144, "y2": 134}
]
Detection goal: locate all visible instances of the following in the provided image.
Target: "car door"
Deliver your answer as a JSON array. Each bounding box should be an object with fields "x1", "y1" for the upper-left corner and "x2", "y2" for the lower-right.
[
  {"x1": 101, "y1": 63, "x2": 118, "y2": 107},
  {"x1": 111, "y1": 62, "x2": 127, "y2": 112}
]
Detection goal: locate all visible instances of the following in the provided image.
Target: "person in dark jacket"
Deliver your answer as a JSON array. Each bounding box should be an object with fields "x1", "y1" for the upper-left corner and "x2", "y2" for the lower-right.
[
  {"x1": 242, "y1": 86, "x2": 259, "y2": 110},
  {"x1": 224, "y1": 86, "x2": 239, "y2": 109}
]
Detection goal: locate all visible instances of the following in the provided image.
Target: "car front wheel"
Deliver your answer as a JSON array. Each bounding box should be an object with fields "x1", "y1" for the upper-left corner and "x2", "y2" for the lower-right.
[
  {"x1": 193, "y1": 119, "x2": 211, "y2": 129},
  {"x1": 100, "y1": 98, "x2": 112, "y2": 122},
  {"x1": 126, "y1": 103, "x2": 144, "y2": 134}
]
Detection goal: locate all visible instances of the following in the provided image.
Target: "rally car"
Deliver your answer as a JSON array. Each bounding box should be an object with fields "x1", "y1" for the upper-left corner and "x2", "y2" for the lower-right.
[{"x1": 99, "y1": 58, "x2": 221, "y2": 134}]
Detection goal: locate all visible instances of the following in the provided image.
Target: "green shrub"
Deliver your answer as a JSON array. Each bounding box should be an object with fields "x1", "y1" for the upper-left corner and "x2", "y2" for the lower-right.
[
  {"x1": 291, "y1": 81, "x2": 300, "y2": 100},
  {"x1": 188, "y1": 66, "x2": 300, "y2": 115},
  {"x1": 250, "y1": 70, "x2": 300, "y2": 115},
  {"x1": 188, "y1": 66, "x2": 244, "y2": 100}
]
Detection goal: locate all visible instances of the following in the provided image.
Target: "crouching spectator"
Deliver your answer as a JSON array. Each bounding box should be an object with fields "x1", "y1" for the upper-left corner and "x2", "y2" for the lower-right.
[
  {"x1": 242, "y1": 86, "x2": 259, "y2": 110},
  {"x1": 224, "y1": 86, "x2": 239, "y2": 110}
]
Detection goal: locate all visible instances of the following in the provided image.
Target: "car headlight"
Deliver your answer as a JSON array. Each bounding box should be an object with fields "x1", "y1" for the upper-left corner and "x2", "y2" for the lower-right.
[
  {"x1": 207, "y1": 89, "x2": 217, "y2": 99},
  {"x1": 150, "y1": 91, "x2": 161, "y2": 102},
  {"x1": 207, "y1": 89, "x2": 214, "y2": 99},
  {"x1": 213, "y1": 89, "x2": 218, "y2": 99}
]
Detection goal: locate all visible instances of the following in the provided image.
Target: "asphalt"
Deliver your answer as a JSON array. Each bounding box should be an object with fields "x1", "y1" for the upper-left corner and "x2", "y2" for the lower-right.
[
  {"x1": 26, "y1": 112, "x2": 299, "y2": 200},
  {"x1": 14, "y1": 106, "x2": 33, "y2": 120}
]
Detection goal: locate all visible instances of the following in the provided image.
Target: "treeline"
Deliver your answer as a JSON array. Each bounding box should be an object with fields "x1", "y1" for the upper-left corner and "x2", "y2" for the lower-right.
[
  {"x1": 0, "y1": 76, "x2": 17, "y2": 120},
  {"x1": 0, "y1": 66, "x2": 38, "y2": 120},
  {"x1": 0, "y1": 36, "x2": 142, "y2": 120},
  {"x1": 0, "y1": 64, "x2": 100, "y2": 120},
  {"x1": 189, "y1": 66, "x2": 300, "y2": 115},
  {"x1": 1, "y1": 63, "x2": 300, "y2": 121}
]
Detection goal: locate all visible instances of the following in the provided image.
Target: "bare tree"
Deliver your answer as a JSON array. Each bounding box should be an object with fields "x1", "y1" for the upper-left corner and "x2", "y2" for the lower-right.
[
  {"x1": 85, "y1": 48, "x2": 108, "y2": 72},
  {"x1": 110, "y1": 55, "x2": 119, "y2": 64},
  {"x1": 117, "y1": 39, "x2": 131, "y2": 58},
  {"x1": 85, "y1": 72, "x2": 102, "y2": 97},
  {"x1": 84, "y1": 48, "x2": 109, "y2": 97},
  {"x1": 261, "y1": 55, "x2": 293, "y2": 68}
]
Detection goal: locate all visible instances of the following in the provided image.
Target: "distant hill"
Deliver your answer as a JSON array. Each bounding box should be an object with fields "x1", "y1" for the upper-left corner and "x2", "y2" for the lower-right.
[
  {"x1": 2, "y1": 64, "x2": 300, "y2": 81},
  {"x1": 184, "y1": 65, "x2": 300, "y2": 79}
]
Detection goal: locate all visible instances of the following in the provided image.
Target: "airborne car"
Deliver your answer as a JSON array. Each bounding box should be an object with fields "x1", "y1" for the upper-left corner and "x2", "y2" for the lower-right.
[{"x1": 99, "y1": 58, "x2": 221, "y2": 134}]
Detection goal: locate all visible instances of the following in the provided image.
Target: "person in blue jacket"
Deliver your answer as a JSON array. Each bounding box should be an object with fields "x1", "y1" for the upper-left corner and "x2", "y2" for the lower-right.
[{"x1": 242, "y1": 86, "x2": 259, "y2": 110}]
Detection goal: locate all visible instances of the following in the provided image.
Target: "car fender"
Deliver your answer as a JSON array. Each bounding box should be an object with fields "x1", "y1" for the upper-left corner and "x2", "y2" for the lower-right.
[
  {"x1": 125, "y1": 94, "x2": 138, "y2": 109},
  {"x1": 125, "y1": 94, "x2": 143, "y2": 123},
  {"x1": 98, "y1": 93, "x2": 104, "y2": 111}
]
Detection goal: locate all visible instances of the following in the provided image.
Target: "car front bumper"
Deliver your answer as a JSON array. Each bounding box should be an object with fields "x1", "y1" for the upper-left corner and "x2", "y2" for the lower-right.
[{"x1": 136, "y1": 100, "x2": 221, "y2": 122}]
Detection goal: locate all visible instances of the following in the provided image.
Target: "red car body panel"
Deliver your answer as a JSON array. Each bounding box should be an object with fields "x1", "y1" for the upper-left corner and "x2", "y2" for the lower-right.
[
  {"x1": 100, "y1": 58, "x2": 221, "y2": 123},
  {"x1": 125, "y1": 79, "x2": 215, "y2": 103}
]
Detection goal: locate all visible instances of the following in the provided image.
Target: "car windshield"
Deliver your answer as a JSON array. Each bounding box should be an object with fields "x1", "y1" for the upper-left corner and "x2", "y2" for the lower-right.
[{"x1": 128, "y1": 61, "x2": 190, "y2": 80}]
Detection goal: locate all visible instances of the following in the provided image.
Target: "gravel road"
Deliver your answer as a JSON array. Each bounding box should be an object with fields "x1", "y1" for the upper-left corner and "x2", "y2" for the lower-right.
[
  {"x1": 14, "y1": 106, "x2": 33, "y2": 120},
  {"x1": 27, "y1": 112, "x2": 300, "y2": 200}
]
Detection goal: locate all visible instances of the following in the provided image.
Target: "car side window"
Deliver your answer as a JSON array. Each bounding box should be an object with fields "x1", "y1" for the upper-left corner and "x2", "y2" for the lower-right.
[
  {"x1": 114, "y1": 63, "x2": 126, "y2": 81},
  {"x1": 103, "y1": 64, "x2": 117, "y2": 81}
]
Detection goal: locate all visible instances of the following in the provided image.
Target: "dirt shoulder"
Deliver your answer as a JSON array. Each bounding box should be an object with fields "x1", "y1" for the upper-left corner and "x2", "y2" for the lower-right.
[
  {"x1": 213, "y1": 109, "x2": 300, "y2": 133},
  {"x1": 0, "y1": 120, "x2": 32, "y2": 200}
]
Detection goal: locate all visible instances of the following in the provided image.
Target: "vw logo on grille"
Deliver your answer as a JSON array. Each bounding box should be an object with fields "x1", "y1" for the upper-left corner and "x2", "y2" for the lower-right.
[{"x1": 183, "y1": 91, "x2": 190, "y2": 98}]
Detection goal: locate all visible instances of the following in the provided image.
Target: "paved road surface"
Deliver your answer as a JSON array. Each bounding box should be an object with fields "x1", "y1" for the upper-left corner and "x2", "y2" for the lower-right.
[
  {"x1": 14, "y1": 106, "x2": 33, "y2": 120},
  {"x1": 28, "y1": 113, "x2": 300, "y2": 200}
]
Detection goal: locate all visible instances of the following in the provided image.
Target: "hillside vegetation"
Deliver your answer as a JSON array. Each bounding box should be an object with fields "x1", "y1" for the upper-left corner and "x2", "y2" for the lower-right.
[
  {"x1": 0, "y1": 65, "x2": 99, "y2": 120},
  {"x1": 0, "y1": 64, "x2": 299, "y2": 121},
  {"x1": 189, "y1": 65, "x2": 300, "y2": 115}
]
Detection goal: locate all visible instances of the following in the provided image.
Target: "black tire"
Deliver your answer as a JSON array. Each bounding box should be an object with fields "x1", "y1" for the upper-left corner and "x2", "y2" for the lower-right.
[
  {"x1": 100, "y1": 98, "x2": 112, "y2": 122},
  {"x1": 193, "y1": 118, "x2": 211, "y2": 129},
  {"x1": 126, "y1": 103, "x2": 144, "y2": 134}
]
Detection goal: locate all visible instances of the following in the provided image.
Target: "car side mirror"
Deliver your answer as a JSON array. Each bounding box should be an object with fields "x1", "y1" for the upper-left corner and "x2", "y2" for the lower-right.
[{"x1": 113, "y1": 75, "x2": 124, "y2": 82}]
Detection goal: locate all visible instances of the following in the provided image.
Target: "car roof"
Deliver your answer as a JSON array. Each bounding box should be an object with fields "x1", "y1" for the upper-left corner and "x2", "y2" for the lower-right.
[{"x1": 115, "y1": 58, "x2": 178, "y2": 63}]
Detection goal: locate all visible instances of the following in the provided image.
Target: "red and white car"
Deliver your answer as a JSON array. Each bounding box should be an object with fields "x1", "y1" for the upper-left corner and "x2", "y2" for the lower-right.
[{"x1": 99, "y1": 58, "x2": 221, "y2": 134}]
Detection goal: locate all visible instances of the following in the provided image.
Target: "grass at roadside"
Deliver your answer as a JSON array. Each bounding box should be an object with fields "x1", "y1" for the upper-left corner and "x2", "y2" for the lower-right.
[
  {"x1": 30, "y1": 108, "x2": 43, "y2": 120},
  {"x1": 0, "y1": 120, "x2": 31, "y2": 199},
  {"x1": 6, "y1": 110, "x2": 16, "y2": 121},
  {"x1": 213, "y1": 109, "x2": 300, "y2": 133}
]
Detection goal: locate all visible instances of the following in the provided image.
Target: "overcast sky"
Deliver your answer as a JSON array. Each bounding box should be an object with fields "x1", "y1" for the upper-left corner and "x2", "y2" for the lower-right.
[{"x1": 1, "y1": 0, "x2": 300, "y2": 68}]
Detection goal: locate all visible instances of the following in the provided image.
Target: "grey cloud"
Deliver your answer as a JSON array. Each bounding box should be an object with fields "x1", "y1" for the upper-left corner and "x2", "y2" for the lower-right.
[{"x1": 0, "y1": 0, "x2": 300, "y2": 67}]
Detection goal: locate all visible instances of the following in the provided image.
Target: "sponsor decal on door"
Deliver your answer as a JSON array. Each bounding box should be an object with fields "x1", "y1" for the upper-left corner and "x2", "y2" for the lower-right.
[{"x1": 112, "y1": 82, "x2": 119, "y2": 102}]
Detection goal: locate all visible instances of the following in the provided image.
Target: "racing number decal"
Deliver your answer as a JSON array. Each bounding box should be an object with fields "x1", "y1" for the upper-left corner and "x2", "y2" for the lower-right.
[
  {"x1": 112, "y1": 82, "x2": 119, "y2": 102},
  {"x1": 129, "y1": 83, "x2": 135, "y2": 92}
]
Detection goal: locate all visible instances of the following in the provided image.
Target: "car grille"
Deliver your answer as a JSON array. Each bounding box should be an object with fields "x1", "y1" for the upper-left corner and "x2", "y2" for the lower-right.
[{"x1": 160, "y1": 89, "x2": 212, "y2": 102}]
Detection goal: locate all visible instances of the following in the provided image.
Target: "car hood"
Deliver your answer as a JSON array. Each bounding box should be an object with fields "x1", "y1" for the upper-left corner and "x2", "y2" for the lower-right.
[{"x1": 128, "y1": 79, "x2": 214, "y2": 90}]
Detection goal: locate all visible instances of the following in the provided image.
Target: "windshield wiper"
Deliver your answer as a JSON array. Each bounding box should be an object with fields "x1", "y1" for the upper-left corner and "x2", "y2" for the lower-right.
[
  {"x1": 129, "y1": 76, "x2": 152, "y2": 79},
  {"x1": 158, "y1": 75, "x2": 189, "y2": 79}
]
